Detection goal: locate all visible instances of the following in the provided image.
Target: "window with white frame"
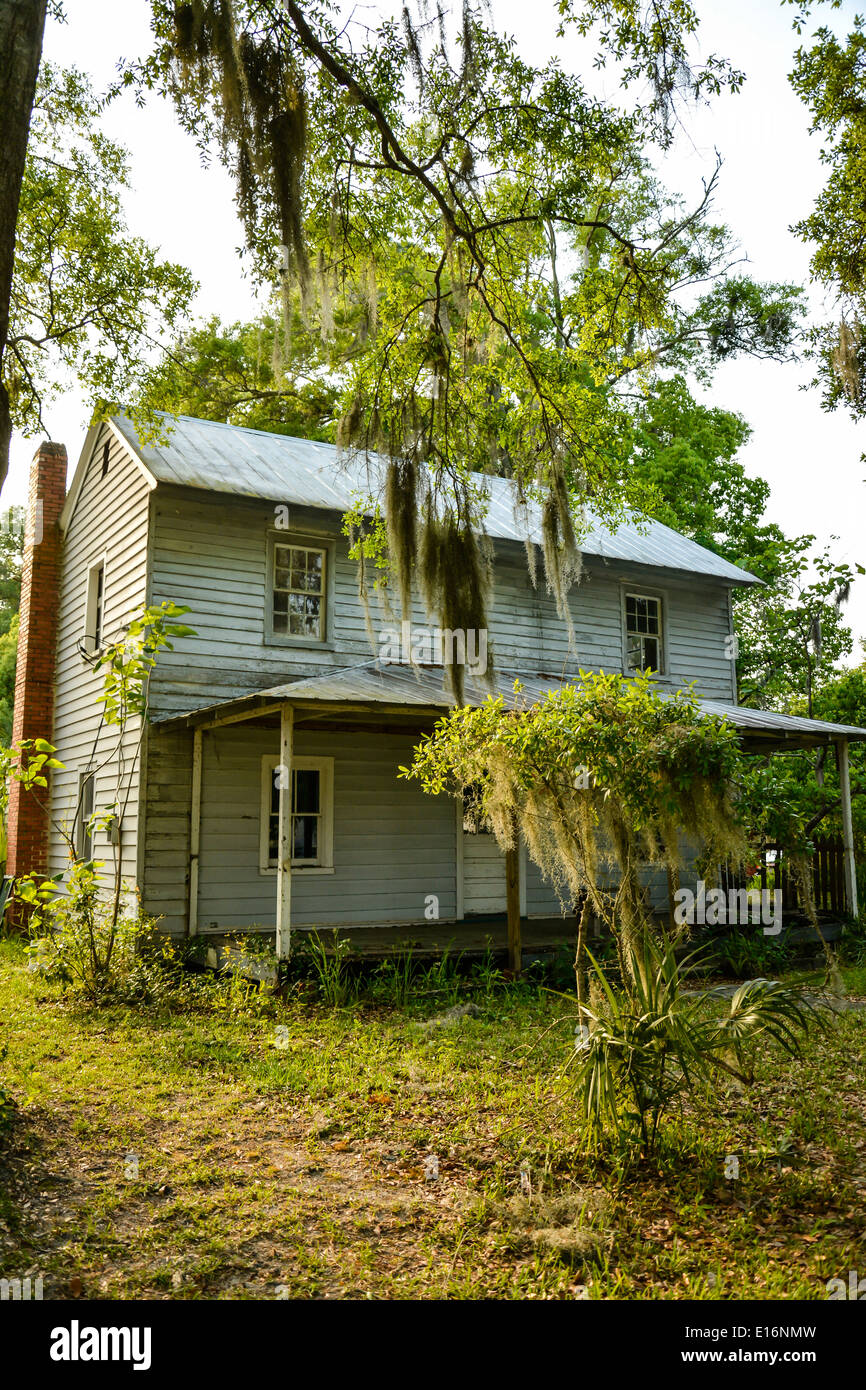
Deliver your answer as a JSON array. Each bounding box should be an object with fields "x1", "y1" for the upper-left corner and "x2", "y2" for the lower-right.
[
  {"x1": 260, "y1": 755, "x2": 334, "y2": 872},
  {"x1": 83, "y1": 559, "x2": 105, "y2": 655},
  {"x1": 624, "y1": 592, "x2": 663, "y2": 672},
  {"x1": 271, "y1": 541, "x2": 326, "y2": 639}
]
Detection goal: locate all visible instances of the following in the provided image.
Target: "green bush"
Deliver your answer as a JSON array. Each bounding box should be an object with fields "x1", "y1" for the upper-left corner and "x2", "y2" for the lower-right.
[
  {"x1": 566, "y1": 931, "x2": 820, "y2": 1156},
  {"x1": 24, "y1": 861, "x2": 184, "y2": 1004},
  {"x1": 0, "y1": 1042, "x2": 15, "y2": 1137},
  {"x1": 710, "y1": 927, "x2": 793, "y2": 978}
]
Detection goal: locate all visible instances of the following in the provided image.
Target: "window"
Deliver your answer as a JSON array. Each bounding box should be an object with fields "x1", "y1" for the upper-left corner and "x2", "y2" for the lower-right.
[
  {"x1": 625, "y1": 592, "x2": 663, "y2": 672},
  {"x1": 101, "y1": 441, "x2": 110, "y2": 477},
  {"x1": 266, "y1": 532, "x2": 335, "y2": 647},
  {"x1": 83, "y1": 560, "x2": 105, "y2": 655},
  {"x1": 260, "y1": 755, "x2": 334, "y2": 873},
  {"x1": 272, "y1": 543, "x2": 325, "y2": 639},
  {"x1": 76, "y1": 771, "x2": 95, "y2": 860}
]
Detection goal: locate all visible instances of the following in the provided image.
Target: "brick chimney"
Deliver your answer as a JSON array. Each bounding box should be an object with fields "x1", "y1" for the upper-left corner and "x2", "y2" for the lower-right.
[{"x1": 6, "y1": 441, "x2": 67, "y2": 878}]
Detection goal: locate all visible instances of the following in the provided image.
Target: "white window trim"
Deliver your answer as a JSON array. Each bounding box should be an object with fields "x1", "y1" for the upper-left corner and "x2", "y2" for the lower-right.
[
  {"x1": 264, "y1": 530, "x2": 336, "y2": 649},
  {"x1": 621, "y1": 587, "x2": 667, "y2": 676},
  {"x1": 259, "y1": 754, "x2": 335, "y2": 875},
  {"x1": 82, "y1": 554, "x2": 107, "y2": 656}
]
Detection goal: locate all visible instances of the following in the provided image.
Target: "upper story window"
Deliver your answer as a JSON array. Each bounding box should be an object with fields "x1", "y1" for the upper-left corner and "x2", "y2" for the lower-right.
[
  {"x1": 274, "y1": 543, "x2": 325, "y2": 637},
  {"x1": 83, "y1": 560, "x2": 105, "y2": 655},
  {"x1": 260, "y1": 755, "x2": 334, "y2": 872},
  {"x1": 624, "y1": 591, "x2": 663, "y2": 673},
  {"x1": 266, "y1": 532, "x2": 334, "y2": 647}
]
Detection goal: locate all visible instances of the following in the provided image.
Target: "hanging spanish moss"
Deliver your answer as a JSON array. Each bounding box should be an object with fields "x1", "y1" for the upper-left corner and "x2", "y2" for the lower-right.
[
  {"x1": 170, "y1": 0, "x2": 309, "y2": 294},
  {"x1": 157, "y1": 0, "x2": 724, "y2": 711},
  {"x1": 417, "y1": 501, "x2": 492, "y2": 703},
  {"x1": 384, "y1": 456, "x2": 418, "y2": 622},
  {"x1": 831, "y1": 319, "x2": 865, "y2": 411},
  {"x1": 347, "y1": 519, "x2": 380, "y2": 650},
  {"x1": 404, "y1": 676, "x2": 748, "y2": 988},
  {"x1": 541, "y1": 462, "x2": 583, "y2": 648}
]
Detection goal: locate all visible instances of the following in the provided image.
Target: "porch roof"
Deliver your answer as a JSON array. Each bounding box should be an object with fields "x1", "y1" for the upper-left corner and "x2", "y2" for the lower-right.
[{"x1": 155, "y1": 660, "x2": 866, "y2": 751}]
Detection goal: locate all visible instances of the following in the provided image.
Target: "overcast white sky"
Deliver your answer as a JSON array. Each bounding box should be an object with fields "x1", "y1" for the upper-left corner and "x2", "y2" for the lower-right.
[{"x1": 4, "y1": 0, "x2": 864, "y2": 647}]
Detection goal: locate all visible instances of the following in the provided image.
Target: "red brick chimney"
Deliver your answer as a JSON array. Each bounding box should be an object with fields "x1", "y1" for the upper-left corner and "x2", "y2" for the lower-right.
[{"x1": 6, "y1": 441, "x2": 67, "y2": 878}]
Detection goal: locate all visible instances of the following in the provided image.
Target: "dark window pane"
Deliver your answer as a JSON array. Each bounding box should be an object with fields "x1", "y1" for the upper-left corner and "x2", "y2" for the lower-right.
[
  {"x1": 270, "y1": 766, "x2": 323, "y2": 862},
  {"x1": 78, "y1": 773, "x2": 95, "y2": 859},
  {"x1": 293, "y1": 815, "x2": 318, "y2": 860},
  {"x1": 294, "y1": 769, "x2": 320, "y2": 813},
  {"x1": 644, "y1": 637, "x2": 659, "y2": 670},
  {"x1": 272, "y1": 590, "x2": 288, "y2": 632}
]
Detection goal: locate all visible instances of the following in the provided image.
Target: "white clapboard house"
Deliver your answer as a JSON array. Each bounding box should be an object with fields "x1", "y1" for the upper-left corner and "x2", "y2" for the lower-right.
[{"x1": 8, "y1": 415, "x2": 864, "y2": 962}]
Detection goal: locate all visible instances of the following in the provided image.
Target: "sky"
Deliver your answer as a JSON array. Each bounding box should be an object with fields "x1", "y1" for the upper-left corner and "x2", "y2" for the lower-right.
[{"x1": 4, "y1": 0, "x2": 865, "y2": 647}]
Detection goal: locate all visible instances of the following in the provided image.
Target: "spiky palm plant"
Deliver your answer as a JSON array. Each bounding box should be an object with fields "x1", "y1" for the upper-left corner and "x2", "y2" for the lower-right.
[{"x1": 566, "y1": 933, "x2": 820, "y2": 1154}]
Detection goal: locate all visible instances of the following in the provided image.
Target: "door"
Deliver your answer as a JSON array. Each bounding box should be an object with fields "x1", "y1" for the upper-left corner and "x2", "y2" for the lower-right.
[{"x1": 462, "y1": 827, "x2": 508, "y2": 914}]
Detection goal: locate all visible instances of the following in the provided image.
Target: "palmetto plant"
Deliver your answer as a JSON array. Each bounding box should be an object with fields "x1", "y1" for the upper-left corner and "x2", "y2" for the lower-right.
[{"x1": 566, "y1": 933, "x2": 819, "y2": 1154}]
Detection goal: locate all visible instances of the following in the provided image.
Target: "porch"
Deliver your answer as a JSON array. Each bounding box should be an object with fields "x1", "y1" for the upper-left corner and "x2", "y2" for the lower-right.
[{"x1": 154, "y1": 660, "x2": 866, "y2": 968}]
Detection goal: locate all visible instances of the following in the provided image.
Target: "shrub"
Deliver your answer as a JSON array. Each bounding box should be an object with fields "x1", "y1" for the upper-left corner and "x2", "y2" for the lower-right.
[
  {"x1": 566, "y1": 931, "x2": 820, "y2": 1156},
  {"x1": 710, "y1": 927, "x2": 793, "y2": 978},
  {"x1": 0, "y1": 1043, "x2": 15, "y2": 1138},
  {"x1": 24, "y1": 862, "x2": 174, "y2": 1003}
]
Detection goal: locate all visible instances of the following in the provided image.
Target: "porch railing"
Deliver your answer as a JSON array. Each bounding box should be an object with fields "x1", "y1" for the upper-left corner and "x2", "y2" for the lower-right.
[{"x1": 719, "y1": 835, "x2": 848, "y2": 917}]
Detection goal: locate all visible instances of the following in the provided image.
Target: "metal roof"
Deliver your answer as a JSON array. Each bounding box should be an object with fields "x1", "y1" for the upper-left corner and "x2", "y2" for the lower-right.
[
  {"x1": 110, "y1": 412, "x2": 760, "y2": 586},
  {"x1": 158, "y1": 659, "x2": 866, "y2": 748}
]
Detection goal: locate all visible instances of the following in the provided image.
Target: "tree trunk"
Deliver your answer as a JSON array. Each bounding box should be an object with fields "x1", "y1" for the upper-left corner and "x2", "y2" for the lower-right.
[{"x1": 0, "y1": 0, "x2": 48, "y2": 485}]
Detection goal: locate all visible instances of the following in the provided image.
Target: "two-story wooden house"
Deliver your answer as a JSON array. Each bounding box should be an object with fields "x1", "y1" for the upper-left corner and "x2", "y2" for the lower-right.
[{"x1": 7, "y1": 414, "x2": 863, "y2": 961}]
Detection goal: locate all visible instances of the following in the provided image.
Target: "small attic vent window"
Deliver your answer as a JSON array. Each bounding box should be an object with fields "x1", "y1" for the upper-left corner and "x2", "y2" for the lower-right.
[{"x1": 101, "y1": 441, "x2": 110, "y2": 477}]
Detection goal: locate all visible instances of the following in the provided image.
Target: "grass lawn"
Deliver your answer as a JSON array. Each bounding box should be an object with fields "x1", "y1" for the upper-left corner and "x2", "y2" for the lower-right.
[{"x1": 1, "y1": 938, "x2": 864, "y2": 1300}]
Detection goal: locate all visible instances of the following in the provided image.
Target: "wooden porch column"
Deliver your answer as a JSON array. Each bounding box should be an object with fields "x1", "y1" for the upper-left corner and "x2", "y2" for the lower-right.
[
  {"x1": 187, "y1": 727, "x2": 203, "y2": 936},
  {"x1": 505, "y1": 815, "x2": 522, "y2": 974},
  {"x1": 276, "y1": 705, "x2": 294, "y2": 958},
  {"x1": 838, "y1": 738, "x2": 859, "y2": 919}
]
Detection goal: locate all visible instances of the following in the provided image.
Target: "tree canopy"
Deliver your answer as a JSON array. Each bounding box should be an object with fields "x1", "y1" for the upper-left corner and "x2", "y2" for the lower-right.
[
  {"x1": 114, "y1": 0, "x2": 803, "y2": 693},
  {"x1": 4, "y1": 62, "x2": 196, "y2": 443}
]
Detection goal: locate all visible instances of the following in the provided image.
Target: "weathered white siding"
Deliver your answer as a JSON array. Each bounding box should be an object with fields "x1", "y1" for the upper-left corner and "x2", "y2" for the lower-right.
[
  {"x1": 146, "y1": 486, "x2": 738, "y2": 717},
  {"x1": 136, "y1": 482, "x2": 737, "y2": 933},
  {"x1": 462, "y1": 829, "x2": 509, "y2": 915},
  {"x1": 49, "y1": 424, "x2": 152, "y2": 891},
  {"x1": 41, "y1": 436, "x2": 734, "y2": 935},
  {"x1": 162, "y1": 723, "x2": 458, "y2": 933}
]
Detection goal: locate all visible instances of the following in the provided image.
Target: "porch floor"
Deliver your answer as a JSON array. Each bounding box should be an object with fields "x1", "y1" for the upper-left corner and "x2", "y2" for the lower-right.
[{"x1": 206, "y1": 915, "x2": 582, "y2": 961}]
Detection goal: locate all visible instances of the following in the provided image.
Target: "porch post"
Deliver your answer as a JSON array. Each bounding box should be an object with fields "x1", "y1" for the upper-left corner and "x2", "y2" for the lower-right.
[
  {"x1": 838, "y1": 738, "x2": 859, "y2": 918},
  {"x1": 505, "y1": 814, "x2": 522, "y2": 974},
  {"x1": 276, "y1": 704, "x2": 294, "y2": 958},
  {"x1": 187, "y1": 727, "x2": 203, "y2": 937}
]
